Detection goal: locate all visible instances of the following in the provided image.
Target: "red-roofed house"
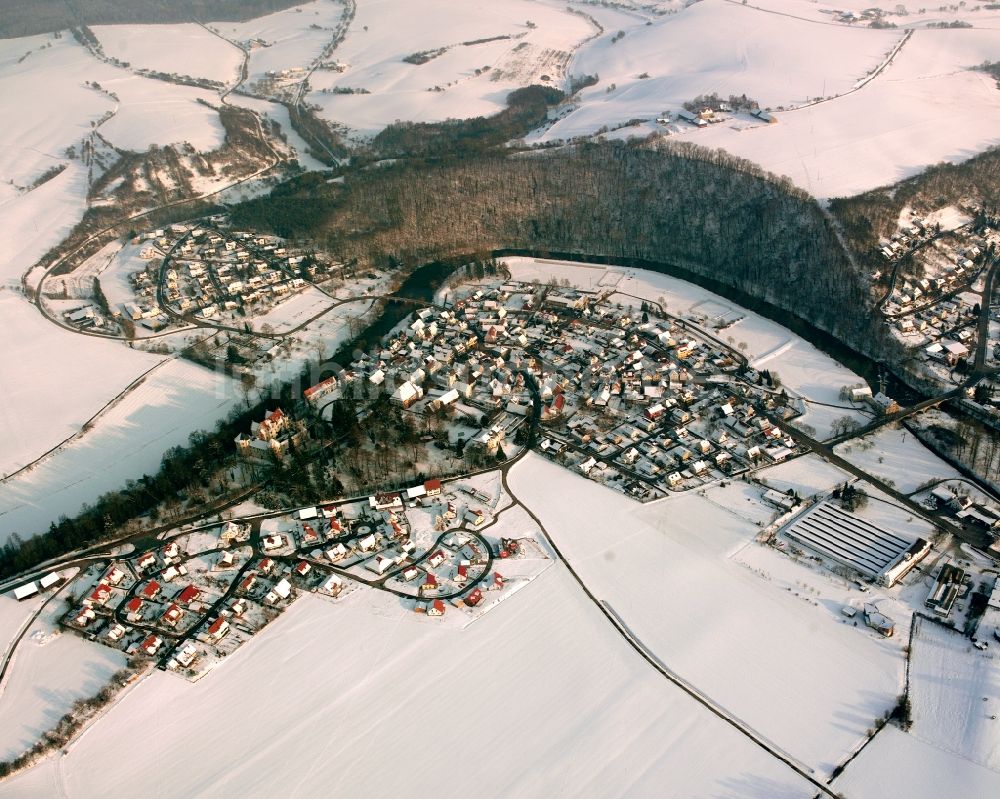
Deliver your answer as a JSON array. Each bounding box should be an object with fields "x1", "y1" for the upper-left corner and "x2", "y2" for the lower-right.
[
  {"x1": 490, "y1": 572, "x2": 505, "y2": 591},
  {"x1": 294, "y1": 561, "x2": 312, "y2": 577},
  {"x1": 428, "y1": 599, "x2": 446, "y2": 616},
  {"x1": 137, "y1": 552, "x2": 156, "y2": 571},
  {"x1": 455, "y1": 564, "x2": 469, "y2": 583},
  {"x1": 207, "y1": 617, "x2": 230, "y2": 641},
  {"x1": 424, "y1": 478, "x2": 442, "y2": 496},
  {"x1": 85, "y1": 583, "x2": 112, "y2": 607},
  {"x1": 421, "y1": 573, "x2": 438, "y2": 592},
  {"x1": 300, "y1": 524, "x2": 320, "y2": 546},
  {"x1": 74, "y1": 607, "x2": 97, "y2": 627},
  {"x1": 126, "y1": 597, "x2": 145, "y2": 621},
  {"x1": 162, "y1": 603, "x2": 184, "y2": 627},
  {"x1": 304, "y1": 376, "x2": 337, "y2": 404},
  {"x1": 464, "y1": 588, "x2": 483, "y2": 607},
  {"x1": 141, "y1": 580, "x2": 161, "y2": 600},
  {"x1": 141, "y1": 635, "x2": 163, "y2": 656},
  {"x1": 239, "y1": 573, "x2": 257, "y2": 593},
  {"x1": 176, "y1": 585, "x2": 201, "y2": 605},
  {"x1": 428, "y1": 550, "x2": 446, "y2": 568}
]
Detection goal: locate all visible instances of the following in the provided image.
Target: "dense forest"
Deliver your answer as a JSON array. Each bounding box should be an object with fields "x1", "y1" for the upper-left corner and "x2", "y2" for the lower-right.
[
  {"x1": 0, "y1": 0, "x2": 305, "y2": 38},
  {"x1": 234, "y1": 138, "x2": 885, "y2": 354}
]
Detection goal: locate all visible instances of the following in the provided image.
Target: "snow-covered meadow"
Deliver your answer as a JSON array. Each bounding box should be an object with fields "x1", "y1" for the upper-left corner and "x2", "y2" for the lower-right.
[
  {"x1": 507, "y1": 452, "x2": 905, "y2": 777},
  {"x1": 0, "y1": 293, "x2": 164, "y2": 479},
  {"x1": 91, "y1": 23, "x2": 243, "y2": 85},
  {"x1": 0, "y1": 589, "x2": 126, "y2": 763},
  {"x1": 307, "y1": 0, "x2": 595, "y2": 137},
  {"x1": 534, "y1": 0, "x2": 900, "y2": 141},
  {"x1": 834, "y1": 424, "x2": 964, "y2": 494},
  {"x1": 0, "y1": 580, "x2": 818, "y2": 798},
  {"x1": 907, "y1": 617, "x2": 1000, "y2": 772},
  {"x1": 694, "y1": 26, "x2": 1000, "y2": 199},
  {"x1": 0, "y1": 360, "x2": 238, "y2": 544}
]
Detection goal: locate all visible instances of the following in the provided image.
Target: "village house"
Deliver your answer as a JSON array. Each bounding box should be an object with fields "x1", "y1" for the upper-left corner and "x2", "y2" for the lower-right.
[
  {"x1": 162, "y1": 603, "x2": 185, "y2": 627},
  {"x1": 207, "y1": 617, "x2": 230, "y2": 642},
  {"x1": 126, "y1": 597, "x2": 145, "y2": 622},
  {"x1": 141, "y1": 635, "x2": 164, "y2": 656},
  {"x1": 84, "y1": 582, "x2": 113, "y2": 607},
  {"x1": 427, "y1": 599, "x2": 446, "y2": 616},
  {"x1": 74, "y1": 607, "x2": 97, "y2": 627}
]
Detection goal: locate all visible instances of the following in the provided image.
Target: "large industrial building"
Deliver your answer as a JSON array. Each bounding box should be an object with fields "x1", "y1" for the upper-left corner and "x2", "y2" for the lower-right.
[{"x1": 783, "y1": 501, "x2": 930, "y2": 586}]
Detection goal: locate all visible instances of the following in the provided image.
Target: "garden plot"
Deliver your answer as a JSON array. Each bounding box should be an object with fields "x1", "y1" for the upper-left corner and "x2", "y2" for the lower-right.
[
  {"x1": 0, "y1": 593, "x2": 44, "y2": 652},
  {"x1": 91, "y1": 23, "x2": 243, "y2": 85},
  {"x1": 0, "y1": 360, "x2": 238, "y2": 543},
  {"x1": 834, "y1": 424, "x2": 964, "y2": 495},
  {"x1": 247, "y1": 286, "x2": 334, "y2": 333},
  {"x1": 508, "y1": 452, "x2": 904, "y2": 777},
  {"x1": 0, "y1": 574, "x2": 816, "y2": 799},
  {"x1": 732, "y1": 315, "x2": 871, "y2": 439},
  {"x1": 758, "y1": 454, "x2": 853, "y2": 498}
]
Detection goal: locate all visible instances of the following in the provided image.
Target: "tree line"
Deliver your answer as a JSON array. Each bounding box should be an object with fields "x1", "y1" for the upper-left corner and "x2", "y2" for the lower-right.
[{"x1": 234, "y1": 137, "x2": 885, "y2": 355}]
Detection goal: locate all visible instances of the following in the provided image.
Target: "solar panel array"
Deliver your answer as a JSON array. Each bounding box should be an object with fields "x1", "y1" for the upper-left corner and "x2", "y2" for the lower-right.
[{"x1": 783, "y1": 502, "x2": 914, "y2": 579}]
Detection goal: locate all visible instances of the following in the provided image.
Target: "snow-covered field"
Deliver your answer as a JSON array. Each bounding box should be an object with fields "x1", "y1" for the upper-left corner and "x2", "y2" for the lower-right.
[
  {"x1": 833, "y1": 724, "x2": 1000, "y2": 799},
  {"x1": 0, "y1": 594, "x2": 43, "y2": 654},
  {"x1": 0, "y1": 360, "x2": 237, "y2": 543},
  {"x1": 523, "y1": 0, "x2": 1000, "y2": 200},
  {"x1": 0, "y1": 292, "x2": 164, "y2": 479},
  {"x1": 758, "y1": 453, "x2": 853, "y2": 497},
  {"x1": 0, "y1": 579, "x2": 817, "y2": 798},
  {"x1": 535, "y1": 0, "x2": 899, "y2": 142},
  {"x1": 834, "y1": 424, "x2": 964, "y2": 494},
  {"x1": 0, "y1": 34, "x2": 223, "y2": 193},
  {"x1": 209, "y1": 0, "x2": 346, "y2": 86},
  {"x1": 908, "y1": 617, "x2": 1000, "y2": 772},
  {"x1": 507, "y1": 452, "x2": 905, "y2": 777},
  {"x1": 307, "y1": 0, "x2": 594, "y2": 137},
  {"x1": 91, "y1": 23, "x2": 243, "y2": 85},
  {"x1": 0, "y1": 630, "x2": 125, "y2": 761},
  {"x1": 692, "y1": 26, "x2": 1000, "y2": 198}
]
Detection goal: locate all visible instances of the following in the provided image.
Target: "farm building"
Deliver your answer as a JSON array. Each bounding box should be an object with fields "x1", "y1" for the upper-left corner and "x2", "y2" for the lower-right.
[{"x1": 782, "y1": 502, "x2": 927, "y2": 586}]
